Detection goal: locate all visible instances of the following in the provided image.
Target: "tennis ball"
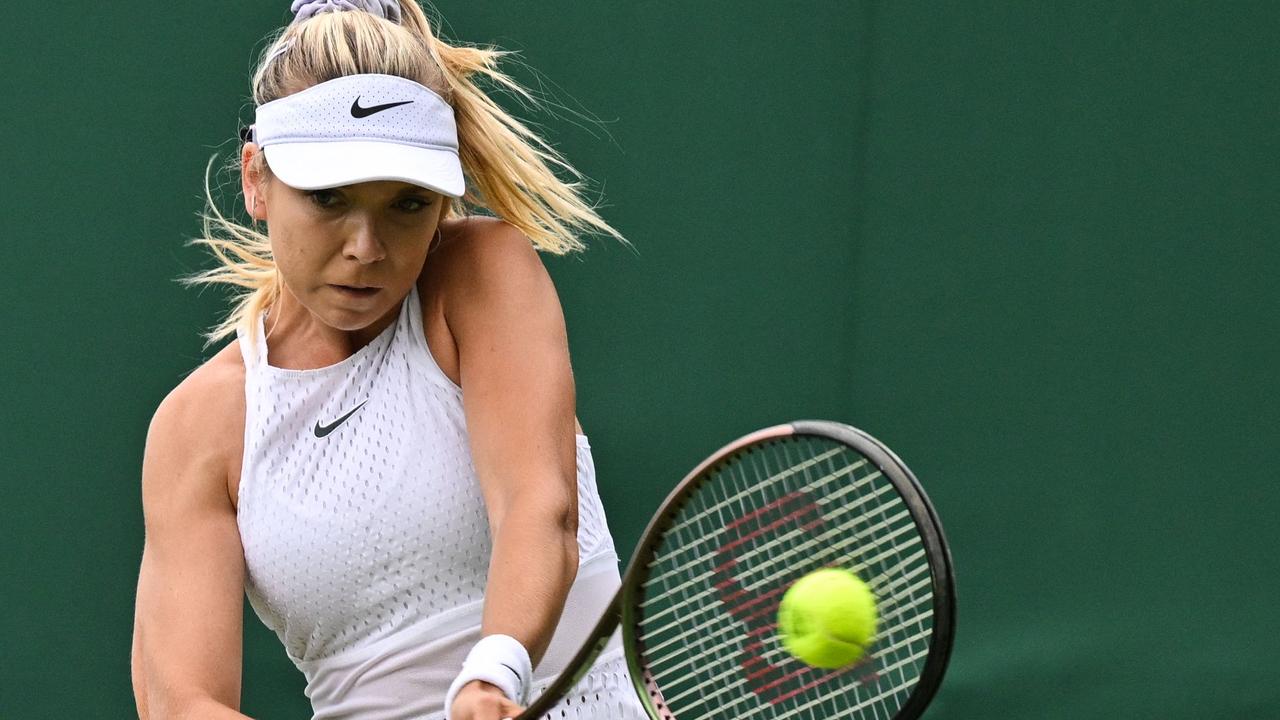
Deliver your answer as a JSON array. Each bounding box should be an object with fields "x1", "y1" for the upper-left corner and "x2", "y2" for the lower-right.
[{"x1": 777, "y1": 568, "x2": 877, "y2": 669}]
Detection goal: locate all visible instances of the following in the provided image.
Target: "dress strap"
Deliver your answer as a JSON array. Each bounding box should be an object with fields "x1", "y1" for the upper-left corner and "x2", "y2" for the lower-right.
[
  {"x1": 235, "y1": 311, "x2": 269, "y2": 371},
  {"x1": 402, "y1": 282, "x2": 464, "y2": 394}
]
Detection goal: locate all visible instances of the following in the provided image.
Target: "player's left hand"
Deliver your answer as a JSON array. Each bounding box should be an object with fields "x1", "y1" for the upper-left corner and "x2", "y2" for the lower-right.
[{"x1": 449, "y1": 679, "x2": 525, "y2": 720}]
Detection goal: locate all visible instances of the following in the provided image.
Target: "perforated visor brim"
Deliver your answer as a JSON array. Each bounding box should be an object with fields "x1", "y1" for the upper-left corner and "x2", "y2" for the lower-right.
[{"x1": 263, "y1": 141, "x2": 465, "y2": 197}]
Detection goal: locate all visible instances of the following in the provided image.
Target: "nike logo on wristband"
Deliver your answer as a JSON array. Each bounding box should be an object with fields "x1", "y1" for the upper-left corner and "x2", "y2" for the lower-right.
[
  {"x1": 500, "y1": 662, "x2": 522, "y2": 681},
  {"x1": 314, "y1": 400, "x2": 368, "y2": 438},
  {"x1": 351, "y1": 97, "x2": 414, "y2": 118}
]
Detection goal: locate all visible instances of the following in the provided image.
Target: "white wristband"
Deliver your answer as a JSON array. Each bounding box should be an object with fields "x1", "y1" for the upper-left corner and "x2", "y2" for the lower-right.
[{"x1": 444, "y1": 634, "x2": 532, "y2": 719}]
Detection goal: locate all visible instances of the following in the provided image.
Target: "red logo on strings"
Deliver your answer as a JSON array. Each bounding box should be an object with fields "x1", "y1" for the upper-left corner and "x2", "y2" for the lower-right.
[{"x1": 713, "y1": 491, "x2": 879, "y2": 704}]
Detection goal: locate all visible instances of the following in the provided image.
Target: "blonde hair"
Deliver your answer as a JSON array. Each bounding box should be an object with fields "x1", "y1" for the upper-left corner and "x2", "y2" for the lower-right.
[{"x1": 185, "y1": 0, "x2": 625, "y2": 346}]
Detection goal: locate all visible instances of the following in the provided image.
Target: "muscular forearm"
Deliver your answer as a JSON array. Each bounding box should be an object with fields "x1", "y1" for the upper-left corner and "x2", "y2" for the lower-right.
[{"x1": 480, "y1": 498, "x2": 579, "y2": 667}]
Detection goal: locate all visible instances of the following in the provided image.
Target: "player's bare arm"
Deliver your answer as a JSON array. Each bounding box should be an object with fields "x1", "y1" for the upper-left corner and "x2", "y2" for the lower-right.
[
  {"x1": 433, "y1": 217, "x2": 581, "y2": 717},
  {"x1": 132, "y1": 352, "x2": 251, "y2": 719}
]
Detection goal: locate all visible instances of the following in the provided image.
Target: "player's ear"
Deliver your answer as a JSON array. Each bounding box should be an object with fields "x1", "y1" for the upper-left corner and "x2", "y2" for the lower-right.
[{"x1": 240, "y1": 140, "x2": 269, "y2": 222}]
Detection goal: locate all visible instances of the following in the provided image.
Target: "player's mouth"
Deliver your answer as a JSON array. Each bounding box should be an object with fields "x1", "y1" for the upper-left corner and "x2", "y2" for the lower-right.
[{"x1": 329, "y1": 284, "x2": 381, "y2": 299}]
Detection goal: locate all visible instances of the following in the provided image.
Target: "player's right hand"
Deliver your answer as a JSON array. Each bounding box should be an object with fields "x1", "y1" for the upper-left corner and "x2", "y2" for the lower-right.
[{"x1": 449, "y1": 679, "x2": 525, "y2": 720}]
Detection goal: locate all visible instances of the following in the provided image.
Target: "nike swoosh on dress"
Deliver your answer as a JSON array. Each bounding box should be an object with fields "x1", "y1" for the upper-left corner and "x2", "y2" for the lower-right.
[{"x1": 314, "y1": 400, "x2": 368, "y2": 438}]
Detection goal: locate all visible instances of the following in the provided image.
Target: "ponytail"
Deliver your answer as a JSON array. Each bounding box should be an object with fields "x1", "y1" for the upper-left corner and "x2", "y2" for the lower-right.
[{"x1": 401, "y1": 0, "x2": 624, "y2": 253}]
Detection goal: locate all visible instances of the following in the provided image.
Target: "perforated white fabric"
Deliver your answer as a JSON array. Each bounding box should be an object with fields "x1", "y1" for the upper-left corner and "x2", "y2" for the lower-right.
[{"x1": 235, "y1": 284, "x2": 641, "y2": 719}]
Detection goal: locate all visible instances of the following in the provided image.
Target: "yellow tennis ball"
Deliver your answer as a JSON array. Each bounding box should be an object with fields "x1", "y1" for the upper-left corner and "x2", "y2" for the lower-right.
[{"x1": 777, "y1": 568, "x2": 878, "y2": 669}]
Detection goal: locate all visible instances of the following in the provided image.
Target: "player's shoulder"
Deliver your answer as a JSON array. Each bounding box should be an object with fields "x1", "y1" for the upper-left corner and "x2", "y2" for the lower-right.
[
  {"x1": 147, "y1": 341, "x2": 246, "y2": 461},
  {"x1": 436, "y1": 213, "x2": 537, "y2": 248},
  {"x1": 425, "y1": 215, "x2": 546, "y2": 287},
  {"x1": 141, "y1": 341, "x2": 246, "y2": 535}
]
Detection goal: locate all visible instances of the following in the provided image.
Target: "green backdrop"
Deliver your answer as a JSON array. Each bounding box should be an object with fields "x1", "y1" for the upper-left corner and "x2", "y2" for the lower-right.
[{"x1": 2, "y1": 2, "x2": 1276, "y2": 718}]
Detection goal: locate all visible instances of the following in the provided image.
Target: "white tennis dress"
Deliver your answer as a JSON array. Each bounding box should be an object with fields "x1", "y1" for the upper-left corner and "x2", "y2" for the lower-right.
[{"x1": 234, "y1": 284, "x2": 648, "y2": 720}]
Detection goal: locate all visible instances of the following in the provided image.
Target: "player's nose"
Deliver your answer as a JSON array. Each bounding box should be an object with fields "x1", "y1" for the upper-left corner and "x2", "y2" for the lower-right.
[{"x1": 342, "y1": 218, "x2": 386, "y2": 264}]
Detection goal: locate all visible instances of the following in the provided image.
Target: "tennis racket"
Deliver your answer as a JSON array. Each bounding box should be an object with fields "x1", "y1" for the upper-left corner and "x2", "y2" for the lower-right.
[{"x1": 515, "y1": 420, "x2": 956, "y2": 720}]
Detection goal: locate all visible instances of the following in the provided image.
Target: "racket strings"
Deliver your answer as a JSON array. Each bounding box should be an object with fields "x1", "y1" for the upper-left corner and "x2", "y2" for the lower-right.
[
  {"x1": 655, "y1": 594, "x2": 934, "y2": 709},
  {"x1": 679, "y1": 625, "x2": 934, "y2": 719},
  {"x1": 640, "y1": 451, "x2": 867, "y2": 593},
  {"x1": 640, "y1": 508, "x2": 924, "y2": 654},
  {"x1": 746, "y1": 644, "x2": 933, "y2": 720},
  {"x1": 641, "y1": 464, "x2": 884, "y2": 593},
  {"x1": 644, "y1": 562, "x2": 934, "y2": 695},
  {"x1": 641, "y1": 495, "x2": 908, "y2": 634},
  {"x1": 781, "y1": 438, "x2": 934, "y2": 716},
  {"x1": 656, "y1": 446, "x2": 850, "y2": 540},
  {"x1": 635, "y1": 437, "x2": 937, "y2": 719},
  {"x1": 645, "y1": 562, "x2": 934, "y2": 683},
  {"x1": 638, "y1": 462, "x2": 921, "y2": 646}
]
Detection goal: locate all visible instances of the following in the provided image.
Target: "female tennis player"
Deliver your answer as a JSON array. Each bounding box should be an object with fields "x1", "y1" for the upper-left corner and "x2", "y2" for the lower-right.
[{"x1": 130, "y1": 2, "x2": 645, "y2": 719}]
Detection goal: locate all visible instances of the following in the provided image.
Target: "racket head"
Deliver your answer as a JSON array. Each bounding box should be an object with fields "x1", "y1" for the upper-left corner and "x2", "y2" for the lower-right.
[{"x1": 617, "y1": 420, "x2": 956, "y2": 720}]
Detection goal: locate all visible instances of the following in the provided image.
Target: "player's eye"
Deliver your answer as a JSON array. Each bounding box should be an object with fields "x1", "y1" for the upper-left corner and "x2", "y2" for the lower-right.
[
  {"x1": 396, "y1": 196, "x2": 433, "y2": 213},
  {"x1": 307, "y1": 189, "x2": 341, "y2": 208}
]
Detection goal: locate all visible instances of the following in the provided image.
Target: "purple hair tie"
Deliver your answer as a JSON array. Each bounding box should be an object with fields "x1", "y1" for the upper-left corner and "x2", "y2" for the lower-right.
[{"x1": 289, "y1": 0, "x2": 402, "y2": 24}]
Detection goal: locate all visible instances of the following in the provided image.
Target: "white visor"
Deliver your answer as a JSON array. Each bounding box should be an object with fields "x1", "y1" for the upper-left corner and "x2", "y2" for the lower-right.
[{"x1": 251, "y1": 73, "x2": 464, "y2": 197}]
